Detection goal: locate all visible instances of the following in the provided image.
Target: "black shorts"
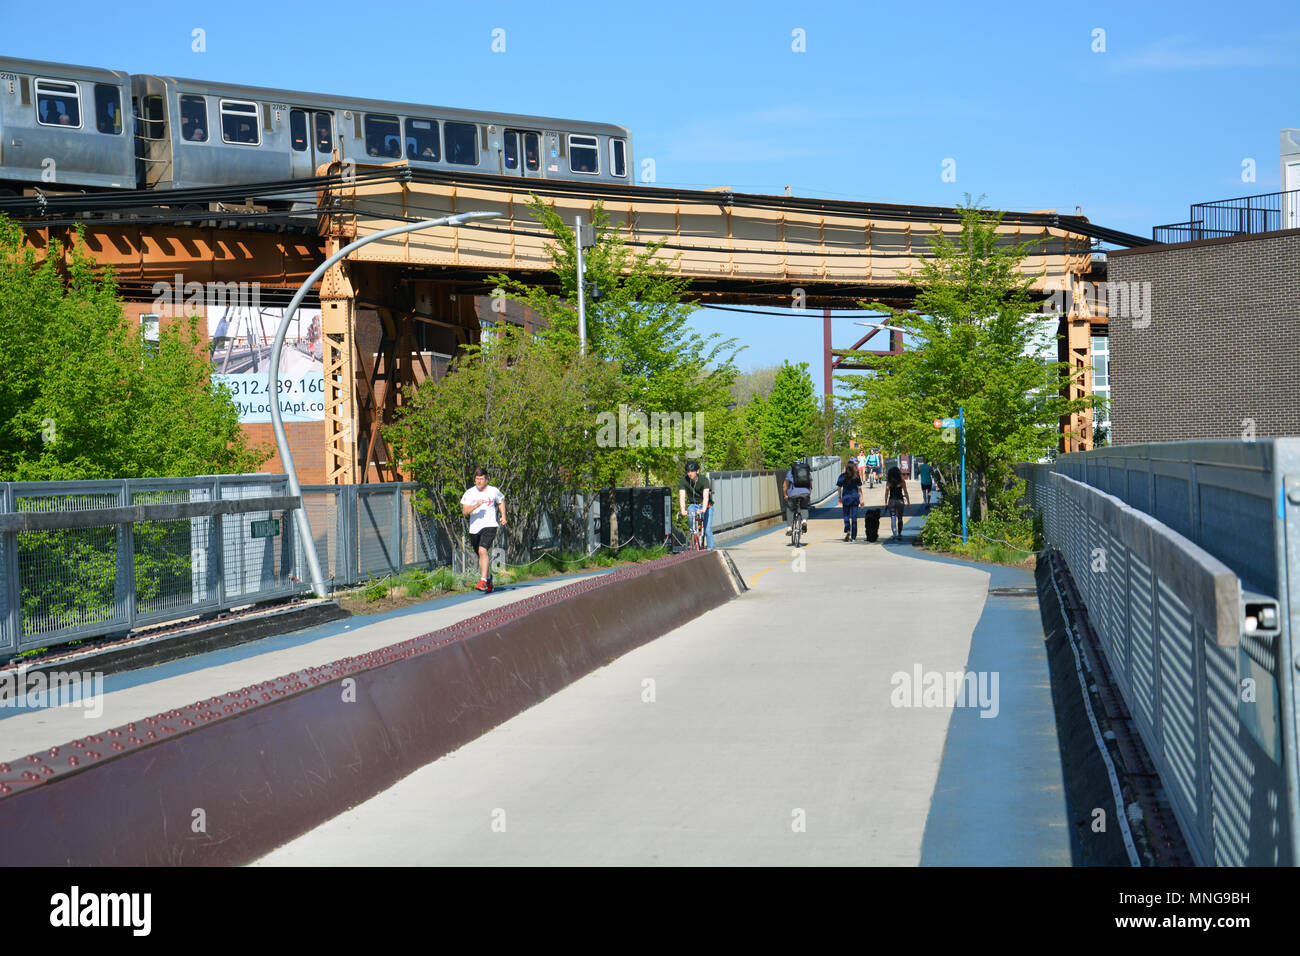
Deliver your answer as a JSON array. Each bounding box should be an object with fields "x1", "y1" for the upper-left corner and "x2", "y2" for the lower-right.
[{"x1": 470, "y1": 526, "x2": 497, "y2": 552}]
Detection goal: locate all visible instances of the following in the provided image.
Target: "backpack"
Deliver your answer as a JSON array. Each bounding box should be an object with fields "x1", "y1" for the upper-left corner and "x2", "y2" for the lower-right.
[{"x1": 790, "y1": 461, "x2": 811, "y2": 487}]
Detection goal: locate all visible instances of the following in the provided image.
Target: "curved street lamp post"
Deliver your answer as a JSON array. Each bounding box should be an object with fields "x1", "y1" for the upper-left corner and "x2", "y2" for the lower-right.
[{"x1": 269, "y1": 210, "x2": 502, "y2": 596}]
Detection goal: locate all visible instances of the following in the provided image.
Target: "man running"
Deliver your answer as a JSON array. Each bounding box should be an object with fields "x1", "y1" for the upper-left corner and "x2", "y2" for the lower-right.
[{"x1": 461, "y1": 467, "x2": 507, "y2": 591}]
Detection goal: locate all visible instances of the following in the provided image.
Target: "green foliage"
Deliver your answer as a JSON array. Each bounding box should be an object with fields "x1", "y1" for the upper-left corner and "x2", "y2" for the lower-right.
[
  {"x1": 729, "y1": 365, "x2": 780, "y2": 404},
  {"x1": 841, "y1": 199, "x2": 1095, "y2": 520},
  {"x1": 362, "y1": 574, "x2": 389, "y2": 603},
  {"x1": 762, "y1": 361, "x2": 821, "y2": 468},
  {"x1": 919, "y1": 477, "x2": 1036, "y2": 565},
  {"x1": 490, "y1": 196, "x2": 740, "y2": 478},
  {"x1": 388, "y1": 324, "x2": 622, "y2": 562},
  {"x1": 0, "y1": 214, "x2": 269, "y2": 480}
]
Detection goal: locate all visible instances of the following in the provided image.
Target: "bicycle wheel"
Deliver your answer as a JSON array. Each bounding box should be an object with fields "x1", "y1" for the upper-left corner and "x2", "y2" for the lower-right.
[{"x1": 791, "y1": 516, "x2": 801, "y2": 548}]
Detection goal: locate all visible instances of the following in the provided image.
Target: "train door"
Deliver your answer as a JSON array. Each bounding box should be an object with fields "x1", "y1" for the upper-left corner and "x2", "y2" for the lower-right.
[
  {"x1": 288, "y1": 108, "x2": 334, "y2": 178},
  {"x1": 501, "y1": 128, "x2": 542, "y2": 178}
]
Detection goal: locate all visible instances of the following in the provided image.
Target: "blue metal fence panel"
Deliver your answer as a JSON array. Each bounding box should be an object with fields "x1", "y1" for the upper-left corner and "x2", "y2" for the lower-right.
[{"x1": 1018, "y1": 439, "x2": 1300, "y2": 865}]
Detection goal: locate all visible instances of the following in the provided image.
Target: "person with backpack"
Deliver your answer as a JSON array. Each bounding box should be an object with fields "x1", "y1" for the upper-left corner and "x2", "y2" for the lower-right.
[
  {"x1": 883, "y1": 465, "x2": 910, "y2": 542},
  {"x1": 918, "y1": 461, "x2": 934, "y2": 512},
  {"x1": 836, "y1": 459, "x2": 863, "y2": 541},
  {"x1": 783, "y1": 459, "x2": 812, "y2": 537}
]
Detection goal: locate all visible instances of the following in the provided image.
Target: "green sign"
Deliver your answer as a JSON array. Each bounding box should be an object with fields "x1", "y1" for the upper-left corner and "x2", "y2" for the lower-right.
[{"x1": 250, "y1": 518, "x2": 281, "y2": 539}]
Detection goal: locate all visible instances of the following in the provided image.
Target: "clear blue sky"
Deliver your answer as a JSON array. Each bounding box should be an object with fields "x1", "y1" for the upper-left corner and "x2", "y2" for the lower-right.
[{"x1": 6, "y1": 0, "x2": 1296, "y2": 387}]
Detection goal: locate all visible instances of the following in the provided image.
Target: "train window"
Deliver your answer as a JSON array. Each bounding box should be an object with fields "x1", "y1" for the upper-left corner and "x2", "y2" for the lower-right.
[
  {"x1": 142, "y1": 95, "x2": 166, "y2": 140},
  {"x1": 290, "y1": 110, "x2": 308, "y2": 152},
  {"x1": 315, "y1": 112, "x2": 333, "y2": 153},
  {"x1": 524, "y1": 132, "x2": 540, "y2": 171},
  {"x1": 443, "y1": 121, "x2": 478, "y2": 165},
  {"x1": 405, "y1": 118, "x2": 439, "y2": 161},
  {"x1": 568, "y1": 134, "x2": 599, "y2": 174},
  {"x1": 503, "y1": 131, "x2": 518, "y2": 170},
  {"x1": 179, "y1": 95, "x2": 207, "y2": 143},
  {"x1": 220, "y1": 99, "x2": 261, "y2": 145},
  {"x1": 94, "y1": 84, "x2": 122, "y2": 135},
  {"x1": 35, "y1": 78, "x2": 82, "y2": 128},
  {"x1": 611, "y1": 139, "x2": 626, "y2": 177},
  {"x1": 364, "y1": 114, "x2": 401, "y2": 158}
]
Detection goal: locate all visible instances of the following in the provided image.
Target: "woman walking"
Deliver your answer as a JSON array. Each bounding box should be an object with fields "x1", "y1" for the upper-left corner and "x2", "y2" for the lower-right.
[
  {"x1": 837, "y1": 459, "x2": 863, "y2": 541},
  {"x1": 883, "y1": 465, "x2": 910, "y2": 542}
]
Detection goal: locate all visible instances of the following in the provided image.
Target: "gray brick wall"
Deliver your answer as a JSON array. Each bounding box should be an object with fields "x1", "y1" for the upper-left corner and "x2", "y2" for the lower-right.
[{"x1": 1108, "y1": 230, "x2": 1300, "y2": 445}]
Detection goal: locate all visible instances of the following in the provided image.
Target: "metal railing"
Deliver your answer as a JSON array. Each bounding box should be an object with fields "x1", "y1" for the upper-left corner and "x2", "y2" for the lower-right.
[
  {"x1": 1018, "y1": 438, "x2": 1300, "y2": 865},
  {"x1": 1153, "y1": 189, "x2": 1300, "y2": 243},
  {"x1": 707, "y1": 456, "x2": 840, "y2": 534},
  {"x1": 1, "y1": 475, "x2": 307, "y2": 657}
]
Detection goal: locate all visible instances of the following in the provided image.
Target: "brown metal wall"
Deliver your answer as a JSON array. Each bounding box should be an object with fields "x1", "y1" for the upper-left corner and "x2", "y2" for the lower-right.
[{"x1": 0, "y1": 551, "x2": 739, "y2": 866}]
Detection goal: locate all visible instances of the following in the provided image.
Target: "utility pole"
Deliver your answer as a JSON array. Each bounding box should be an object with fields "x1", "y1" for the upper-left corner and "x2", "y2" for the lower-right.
[{"x1": 575, "y1": 215, "x2": 588, "y2": 357}]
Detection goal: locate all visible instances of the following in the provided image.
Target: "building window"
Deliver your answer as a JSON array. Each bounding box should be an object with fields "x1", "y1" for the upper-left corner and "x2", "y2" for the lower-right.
[{"x1": 141, "y1": 313, "x2": 160, "y2": 358}]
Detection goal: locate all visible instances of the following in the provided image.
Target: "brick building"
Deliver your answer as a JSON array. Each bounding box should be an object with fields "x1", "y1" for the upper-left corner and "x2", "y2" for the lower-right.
[
  {"x1": 1106, "y1": 229, "x2": 1300, "y2": 445},
  {"x1": 125, "y1": 293, "x2": 538, "y2": 484}
]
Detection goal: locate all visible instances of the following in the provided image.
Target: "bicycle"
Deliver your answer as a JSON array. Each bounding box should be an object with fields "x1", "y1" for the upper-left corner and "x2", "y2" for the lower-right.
[
  {"x1": 688, "y1": 507, "x2": 708, "y2": 551},
  {"x1": 788, "y1": 495, "x2": 809, "y2": 548}
]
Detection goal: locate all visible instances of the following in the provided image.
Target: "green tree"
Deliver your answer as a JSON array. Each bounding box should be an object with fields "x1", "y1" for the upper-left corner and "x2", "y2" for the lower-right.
[
  {"x1": 0, "y1": 215, "x2": 268, "y2": 480},
  {"x1": 841, "y1": 200, "x2": 1094, "y2": 521},
  {"x1": 490, "y1": 197, "x2": 740, "y2": 480},
  {"x1": 729, "y1": 364, "x2": 780, "y2": 404},
  {"x1": 762, "y1": 361, "x2": 820, "y2": 468},
  {"x1": 389, "y1": 325, "x2": 622, "y2": 563}
]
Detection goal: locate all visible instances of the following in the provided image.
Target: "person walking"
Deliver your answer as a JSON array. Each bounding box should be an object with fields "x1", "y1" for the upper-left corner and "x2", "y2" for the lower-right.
[
  {"x1": 918, "y1": 461, "x2": 934, "y2": 512},
  {"x1": 461, "y1": 467, "x2": 506, "y2": 591},
  {"x1": 837, "y1": 459, "x2": 863, "y2": 541},
  {"x1": 883, "y1": 465, "x2": 910, "y2": 542}
]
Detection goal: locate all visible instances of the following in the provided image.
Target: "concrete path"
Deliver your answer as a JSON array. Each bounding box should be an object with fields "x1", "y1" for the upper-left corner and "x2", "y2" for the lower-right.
[{"x1": 256, "y1": 484, "x2": 1071, "y2": 866}]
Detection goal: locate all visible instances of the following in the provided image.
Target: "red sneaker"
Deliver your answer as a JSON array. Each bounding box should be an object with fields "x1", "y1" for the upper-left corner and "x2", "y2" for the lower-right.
[{"x1": 474, "y1": 579, "x2": 488, "y2": 592}]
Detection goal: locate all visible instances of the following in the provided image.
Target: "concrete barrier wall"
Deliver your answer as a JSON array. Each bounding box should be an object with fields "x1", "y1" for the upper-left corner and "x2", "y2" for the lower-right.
[{"x1": 0, "y1": 550, "x2": 743, "y2": 866}]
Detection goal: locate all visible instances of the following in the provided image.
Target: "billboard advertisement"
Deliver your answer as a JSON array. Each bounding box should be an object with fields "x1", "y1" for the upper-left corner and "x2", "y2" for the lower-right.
[{"x1": 209, "y1": 306, "x2": 325, "y2": 423}]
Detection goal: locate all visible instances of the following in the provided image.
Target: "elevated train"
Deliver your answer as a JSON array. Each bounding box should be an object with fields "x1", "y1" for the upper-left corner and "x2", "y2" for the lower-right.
[{"x1": 0, "y1": 56, "x2": 633, "y2": 197}]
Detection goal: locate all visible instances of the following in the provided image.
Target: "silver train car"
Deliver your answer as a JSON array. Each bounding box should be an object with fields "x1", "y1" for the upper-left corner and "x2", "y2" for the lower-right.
[
  {"x1": 0, "y1": 55, "x2": 634, "y2": 195},
  {"x1": 0, "y1": 57, "x2": 136, "y2": 190}
]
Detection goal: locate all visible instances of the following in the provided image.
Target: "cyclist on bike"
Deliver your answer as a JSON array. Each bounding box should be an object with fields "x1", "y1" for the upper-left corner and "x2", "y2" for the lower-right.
[
  {"x1": 679, "y1": 460, "x2": 713, "y2": 550},
  {"x1": 866, "y1": 449, "x2": 883, "y2": 486},
  {"x1": 783, "y1": 459, "x2": 812, "y2": 538}
]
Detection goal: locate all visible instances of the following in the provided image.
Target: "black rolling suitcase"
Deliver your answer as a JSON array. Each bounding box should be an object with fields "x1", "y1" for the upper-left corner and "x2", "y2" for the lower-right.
[{"x1": 863, "y1": 508, "x2": 881, "y2": 542}]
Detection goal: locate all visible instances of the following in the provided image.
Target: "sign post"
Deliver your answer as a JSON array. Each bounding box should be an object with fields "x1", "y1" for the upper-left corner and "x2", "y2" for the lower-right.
[{"x1": 933, "y1": 409, "x2": 968, "y2": 543}]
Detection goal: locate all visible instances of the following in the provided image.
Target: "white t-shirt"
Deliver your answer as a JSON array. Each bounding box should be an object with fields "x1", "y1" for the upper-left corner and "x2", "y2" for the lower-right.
[{"x1": 461, "y1": 485, "x2": 504, "y2": 534}]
